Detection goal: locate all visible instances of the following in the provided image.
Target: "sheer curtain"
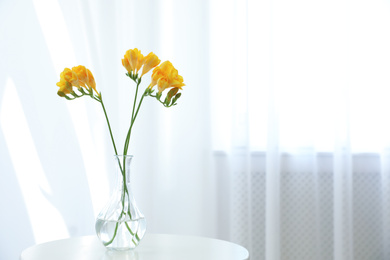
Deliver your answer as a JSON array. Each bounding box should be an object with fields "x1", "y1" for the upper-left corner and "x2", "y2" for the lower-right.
[
  {"x1": 0, "y1": 0, "x2": 211, "y2": 259},
  {"x1": 1, "y1": 0, "x2": 390, "y2": 259},
  {"x1": 210, "y1": 0, "x2": 390, "y2": 259}
]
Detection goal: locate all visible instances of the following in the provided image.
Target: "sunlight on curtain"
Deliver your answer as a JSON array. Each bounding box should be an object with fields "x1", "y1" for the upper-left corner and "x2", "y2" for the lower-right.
[
  {"x1": 1, "y1": 0, "x2": 210, "y2": 259},
  {"x1": 0, "y1": 78, "x2": 69, "y2": 243},
  {"x1": 32, "y1": 0, "x2": 109, "y2": 215}
]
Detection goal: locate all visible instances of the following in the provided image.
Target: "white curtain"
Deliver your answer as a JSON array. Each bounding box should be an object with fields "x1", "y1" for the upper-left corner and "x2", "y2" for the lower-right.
[
  {"x1": 210, "y1": 0, "x2": 390, "y2": 259},
  {"x1": 1, "y1": 0, "x2": 390, "y2": 259},
  {"x1": 0, "y1": 0, "x2": 211, "y2": 259}
]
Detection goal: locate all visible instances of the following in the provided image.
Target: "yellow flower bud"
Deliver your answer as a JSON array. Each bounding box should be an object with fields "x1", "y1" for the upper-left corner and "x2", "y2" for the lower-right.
[
  {"x1": 141, "y1": 52, "x2": 160, "y2": 76},
  {"x1": 166, "y1": 87, "x2": 179, "y2": 105}
]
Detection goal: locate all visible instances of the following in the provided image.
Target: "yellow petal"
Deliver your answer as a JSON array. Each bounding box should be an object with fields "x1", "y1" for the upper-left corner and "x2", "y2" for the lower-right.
[
  {"x1": 141, "y1": 52, "x2": 160, "y2": 76},
  {"x1": 170, "y1": 80, "x2": 185, "y2": 89},
  {"x1": 149, "y1": 67, "x2": 163, "y2": 89},
  {"x1": 128, "y1": 48, "x2": 144, "y2": 74},
  {"x1": 86, "y1": 69, "x2": 97, "y2": 94},
  {"x1": 72, "y1": 65, "x2": 88, "y2": 88},
  {"x1": 60, "y1": 68, "x2": 79, "y2": 88},
  {"x1": 157, "y1": 77, "x2": 169, "y2": 93},
  {"x1": 148, "y1": 60, "x2": 185, "y2": 93},
  {"x1": 159, "y1": 61, "x2": 174, "y2": 75},
  {"x1": 122, "y1": 56, "x2": 132, "y2": 73},
  {"x1": 56, "y1": 79, "x2": 73, "y2": 96}
]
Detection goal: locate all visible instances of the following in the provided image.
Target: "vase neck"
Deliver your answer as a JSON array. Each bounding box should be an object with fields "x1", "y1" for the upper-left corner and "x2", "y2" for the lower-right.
[{"x1": 114, "y1": 155, "x2": 133, "y2": 184}]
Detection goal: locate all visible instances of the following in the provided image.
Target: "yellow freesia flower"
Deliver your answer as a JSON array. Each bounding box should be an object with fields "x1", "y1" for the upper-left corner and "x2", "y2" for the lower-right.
[
  {"x1": 60, "y1": 68, "x2": 80, "y2": 89},
  {"x1": 56, "y1": 66, "x2": 99, "y2": 98},
  {"x1": 72, "y1": 66, "x2": 98, "y2": 95},
  {"x1": 129, "y1": 48, "x2": 144, "y2": 74},
  {"x1": 141, "y1": 52, "x2": 160, "y2": 76},
  {"x1": 56, "y1": 79, "x2": 73, "y2": 97},
  {"x1": 148, "y1": 61, "x2": 185, "y2": 93},
  {"x1": 149, "y1": 61, "x2": 172, "y2": 90},
  {"x1": 122, "y1": 48, "x2": 144, "y2": 75},
  {"x1": 167, "y1": 68, "x2": 185, "y2": 90},
  {"x1": 122, "y1": 49, "x2": 161, "y2": 78}
]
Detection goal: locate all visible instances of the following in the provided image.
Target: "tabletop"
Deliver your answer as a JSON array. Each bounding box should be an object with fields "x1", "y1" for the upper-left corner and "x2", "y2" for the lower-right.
[{"x1": 20, "y1": 234, "x2": 249, "y2": 260}]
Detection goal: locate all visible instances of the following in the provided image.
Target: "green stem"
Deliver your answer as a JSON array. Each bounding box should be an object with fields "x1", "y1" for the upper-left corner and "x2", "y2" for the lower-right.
[
  {"x1": 121, "y1": 79, "x2": 142, "y2": 207},
  {"x1": 123, "y1": 79, "x2": 142, "y2": 156},
  {"x1": 103, "y1": 222, "x2": 119, "y2": 246},
  {"x1": 100, "y1": 98, "x2": 119, "y2": 156},
  {"x1": 103, "y1": 173, "x2": 134, "y2": 247},
  {"x1": 98, "y1": 96, "x2": 125, "y2": 176},
  {"x1": 100, "y1": 77, "x2": 146, "y2": 247},
  {"x1": 123, "y1": 91, "x2": 147, "y2": 156},
  {"x1": 131, "y1": 78, "x2": 142, "y2": 124},
  {"x1": 98, "y1": 96, "x2": 131, "y2": 247}
]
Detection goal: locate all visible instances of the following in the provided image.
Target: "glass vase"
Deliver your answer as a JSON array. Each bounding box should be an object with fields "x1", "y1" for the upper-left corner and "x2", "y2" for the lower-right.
[{"x1": 95, "y1": 155, "x2": 146, "y2": 250}]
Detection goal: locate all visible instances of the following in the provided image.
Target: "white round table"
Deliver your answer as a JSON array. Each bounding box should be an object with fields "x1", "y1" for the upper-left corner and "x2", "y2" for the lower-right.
[{"x1": 20, "y1": 234, "x2": 249, "y2": 260}]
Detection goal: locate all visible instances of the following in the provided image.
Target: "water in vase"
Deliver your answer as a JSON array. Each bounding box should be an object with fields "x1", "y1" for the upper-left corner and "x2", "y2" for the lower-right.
[{"x1": 96, "y1": 217, "x2": 146, "y2": 250}]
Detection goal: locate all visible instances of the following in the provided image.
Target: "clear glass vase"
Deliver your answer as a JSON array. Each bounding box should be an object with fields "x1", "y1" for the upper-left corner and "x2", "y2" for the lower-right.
[{"x1": 95, "y1": 155, "x2": 146, "y2": 250}]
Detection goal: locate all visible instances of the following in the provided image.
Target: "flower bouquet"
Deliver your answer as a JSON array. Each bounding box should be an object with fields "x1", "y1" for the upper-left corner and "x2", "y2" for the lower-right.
[{"x1": 56, "y1": 48, "x2": 185, "y2": 250}]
